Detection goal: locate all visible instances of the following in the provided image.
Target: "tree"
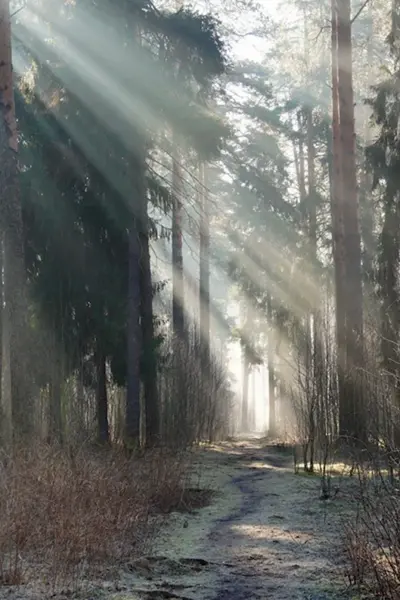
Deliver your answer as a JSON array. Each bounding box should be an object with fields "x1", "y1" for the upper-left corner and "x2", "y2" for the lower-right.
[
  {"x1": 335, "y1": 0, "x2": 366, "y2": 442},
  {"x1": 0, "y1": 0, "x2": 32, "y2": 444},
  {"x1": 366, "y1": 0, "x2": 400, "y2": 444},
  {"x1": 198, "y1": 160, "x2": 213, "y2": 408}
]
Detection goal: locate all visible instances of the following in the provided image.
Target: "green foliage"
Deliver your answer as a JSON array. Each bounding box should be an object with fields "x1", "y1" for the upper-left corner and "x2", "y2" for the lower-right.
[
  {"x1": 14, "y1": 0, "x2": 229, "y2": 402},
  {"x1": 366, "y1": 57, "x2": 400, "y2": 374},
  {"x1": 160, "y1": 9, "x2": 228, "y2": 88}
]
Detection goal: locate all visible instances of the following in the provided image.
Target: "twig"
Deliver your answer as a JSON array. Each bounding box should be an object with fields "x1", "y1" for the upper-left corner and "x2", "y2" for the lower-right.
[
  {"x1": 310, "y1": 24, "x2": 331, "y2": 43},
  {"x1": 11, "y1": 2, "x2": 27, "y2": 19},
  {"x1": 351, "y1": 0, "x2": 371, "y2": 25}
]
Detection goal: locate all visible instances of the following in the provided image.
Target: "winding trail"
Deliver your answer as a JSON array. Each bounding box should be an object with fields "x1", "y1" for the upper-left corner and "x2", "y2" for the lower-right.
[
  {"x1": 209, "y1": 450, "x2": 291, "y2": 600},
  {"x1": 114, "y1": 438, "x2": 352, "y2": 599}
]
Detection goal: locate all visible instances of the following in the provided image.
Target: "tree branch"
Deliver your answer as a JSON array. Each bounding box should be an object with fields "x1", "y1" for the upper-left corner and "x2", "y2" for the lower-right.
[{"x1": 351, "y1": 0, "x2": 371, "y2": 24}]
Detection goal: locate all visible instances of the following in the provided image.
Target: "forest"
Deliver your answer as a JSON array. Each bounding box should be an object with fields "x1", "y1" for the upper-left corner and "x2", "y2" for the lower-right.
[{"x1": 0, "y1": 0, "x2": 400, "y2": 598}]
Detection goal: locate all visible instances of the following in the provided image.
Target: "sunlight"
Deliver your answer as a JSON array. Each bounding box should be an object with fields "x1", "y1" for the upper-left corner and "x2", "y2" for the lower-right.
[
  {"x1": 230, "y1": 523, "x2": 314, "y2": 545},
  {"x1": 0, "y1": 0, "x2": 397, "y2": 595},
  {"x1": 8, "y1": 0, "x2": 381, "y2": 449}
]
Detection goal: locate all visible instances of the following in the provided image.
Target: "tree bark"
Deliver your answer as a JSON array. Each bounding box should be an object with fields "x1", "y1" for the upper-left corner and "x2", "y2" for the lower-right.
[
  {"x1": 331, "y1": 0, "x2": 348, "y2": 439},
  {"x1": 126, "y1": 169, "x2": 142, "y2": 446},
  {"x1": 306, "y1": 107, "x2": 324, "y2": 455},
  {"x1": 96, "y1": 347, "x2": 109, "y2": 445},
  {"x1": 380, "y1": 198, "x2": 400, "y2": 445},
  {"x1": 0, "y1": 241, "x2": 3, "y2": 414},
  {"x1": 337, "y1": 0, "x2": 366, "y2": 442},
  {"x1": 267, "y1": 294, "x2": 276, "y2": 437},
  {"x1": 241, "y1": 351, "x2": 249, "y2": 432},
  {"x1": 49, "y1": 335, "x2": 63, "y2": 445},
  {"x1": 139, "y1": 211, "x2": 159, "y2": 447},
  {"x1": 172, "y1": 149, "x2": 185, "y2": 340},
  {"x1": 199, "y1": 160, "x2": 211, "y2": 404},
  {"x1": 297, "y1": 111, "x2": 307, "y2": 203},
  {"x1": 0, "y1": 0, "x2": 32, "y2": 443},
  {"x1": 171, "y1": 146, "x2": 188, "y2": 438},
  {"x1": 76, "y1": 356, "x2": 86, "y2": 440},
  {"x1": 360, "y1": 2, "x2": 374, "y2": 284}
]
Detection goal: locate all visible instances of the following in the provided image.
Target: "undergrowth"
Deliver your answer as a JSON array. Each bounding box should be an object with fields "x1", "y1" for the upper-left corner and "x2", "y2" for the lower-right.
[
  {"x1": 343, "y1": 453, "x2": 400, "y2": 599},
  {"x1": 0, "y1": 444, "x2": 193, "y2": 591}
]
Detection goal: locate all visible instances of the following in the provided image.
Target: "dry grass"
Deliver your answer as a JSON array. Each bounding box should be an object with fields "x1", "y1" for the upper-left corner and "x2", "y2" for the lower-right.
[
  {"x1": 0, "y1": 444, "x2": 191, "y2": 591},
  {"x1": 343, "y1": 458, "x2": 400, "y2": 599}
]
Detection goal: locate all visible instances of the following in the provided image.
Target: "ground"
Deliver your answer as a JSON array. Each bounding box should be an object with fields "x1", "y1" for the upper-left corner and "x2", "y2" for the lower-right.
[
  {"x1": 108, "y1": 437, "x2": 352, "y2": 600},
  {"x1": 2, "y1": 437, "x2": 354, "y2": 600}
]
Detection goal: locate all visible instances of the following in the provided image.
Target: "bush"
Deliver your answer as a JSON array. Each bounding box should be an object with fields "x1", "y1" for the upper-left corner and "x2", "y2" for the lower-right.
[
  {"x1": 0, "y1": 444, "x2": 188, "y2": 590},
  {"x1": 343, "y1": 450, "x2": 400, "y2": 599}
]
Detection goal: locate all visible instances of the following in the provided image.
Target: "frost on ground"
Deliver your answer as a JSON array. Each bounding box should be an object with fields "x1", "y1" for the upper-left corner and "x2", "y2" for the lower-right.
[{"x1": 0, "y1": 438, "x2": 354, "y2": 600}]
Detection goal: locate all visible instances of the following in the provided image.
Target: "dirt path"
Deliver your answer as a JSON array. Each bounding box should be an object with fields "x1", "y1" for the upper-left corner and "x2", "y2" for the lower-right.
[{"x1": 116, "y1": 438, "x2": 352, "y2": 600}]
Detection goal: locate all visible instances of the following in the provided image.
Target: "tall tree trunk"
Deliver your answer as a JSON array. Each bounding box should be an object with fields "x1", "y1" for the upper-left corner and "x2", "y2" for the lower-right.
[
  {"x1": 278, "y1": 379, "x2": 285, "y2": 433},
  {"x1": 76, "y1": 355, "x2": 85, "y2": 440},
  {"x1": 49, "y1": 333, "x2": 63, "y2": 444},
  {"x1": 268, "y1": 353, "x2": 276, "y2": 437},
  {"x1": 139, "y1": 209, "x2": 159, "y2": 447},
  {"x1": 381, "y1": 0, "x2": 400, "y2": 447},
  {"x1": 0, "y1": 241, "x2": 3, "y2": 417},
  {"x1": 172, "y1": 0, "x2": 185, "y2": 340},
  {"x1": 172, "y1": 150, "x2": 185, "y2": 340},
  {"x1": 360, "y1": 2, "x2": 374, "y2": 284},
  {"x1": 267, "y1": 294, "x2": 276, "y2": 437},
  {"x1": 241, "y1": 351, "x2": 249, "y2": 432},
  {"x1": 249, "y1": 371, "x2": 256, "y2": 431},
  {"x1": 126, "y1": 159, "x2": 143, "y2": 446},
  {"x1": 1, "y1": 265, "x2": 11, "y2": 449},
  {"x1": 0, "y1": 0, "x2": 31, "y2": 443},
  {"x1": 380, "y1": 198, "x2": 400, "y2": 440},
  {"x1": 331, "y1": 0, "x2": 348, "y2": 439},
  {"x1": 306, "y1": 107, "x2": 322, "y2": 457},
  {"x1": 337, "y1": 0, "x2": 366, "y2": 443},
  {"x1": 95, "y1": 346, "x2": 109, "y2": 445},
  {"x1": 306, "y1": 108, "x2": 316, "y2": 257},
  {"x1": 297, "y1": 111, "x2": 307, "y2": 203},
  {"x1": 199, "y1": 160, "x2": 211, "y2": 403},
  {"x1": 171, "y1": 147, "x2": 188, "y2": 440}
]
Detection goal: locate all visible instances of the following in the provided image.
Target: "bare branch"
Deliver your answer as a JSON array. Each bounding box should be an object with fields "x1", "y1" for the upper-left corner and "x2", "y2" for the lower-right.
[
  {"x1": 310, "y1": 25, "x2": 331, "y2": 43},
  {"x1": 11, "y1": 1, "x2": 27, "y2": 19},
  {"x1": 351, "y1": 0, "x2": 371, "y2": 25}
]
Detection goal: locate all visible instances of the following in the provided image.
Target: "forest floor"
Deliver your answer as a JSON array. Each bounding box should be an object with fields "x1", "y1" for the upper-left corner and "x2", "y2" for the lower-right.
[
  {"x1": 1, "y1": 436, "x2": 356, "y2": 600},
  {"x1": 102, "y1": 436, "x2": 354, "y2": 600}
]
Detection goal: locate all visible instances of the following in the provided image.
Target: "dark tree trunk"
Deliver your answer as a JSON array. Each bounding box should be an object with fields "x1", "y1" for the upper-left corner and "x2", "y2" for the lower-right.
[
  {"x1": 267, "y1": 294, "x2": 276, "y2": 437},
  {"x1": 380, "y1": 199, "x2": 400, "y2": 445},
  {"x1": 171, "y1": 149, "x2": 188, "y2": 437},
  {"x1": 96, "y1": 348, "x2": 109, "y2": 445},
  {"x1": 139, "y1": 217, "x2": 159, "y2": 447},
  {"x1": 126, "y1": 185, "x2": 142, "y2": 445},
  {"x1": 337, "y1": 0, "x2": 366, "y2": 443},
  {"x1": 76, "y1": 356, "x2": 86, "y2": 439},
  {"x1": 241, "y1": 352, "x2": 249, "y2": 432},
  {"x1": 0, "y1": 0, "x2": 31, "y2": 444},
  {"x1": 297, "y1": 111, "x2": 307, "y2": 203},
  {"x1": 49, "y1": 341, "x2": 63, "y2": 445},
  {"x1": 331, "y1": 0, "x2": 348, "y2": 439},
  {"x1": 172, "y1": 152, "x2": 185, "y2": 340},
  {"x1": 0, "y1": 241, "x2": 3, "y2": 412},
  {"x1": 199, "y1": 161, "x2": 211, "y2": 404},
  {"x1": 268, "y1": 359, "x2": 276, "y2": 437},
  {"x1": 360, "y1": 4, "x2": 374, "y2": 285}
]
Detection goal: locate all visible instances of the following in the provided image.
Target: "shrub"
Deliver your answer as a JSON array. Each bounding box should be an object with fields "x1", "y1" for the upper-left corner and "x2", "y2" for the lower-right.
[
  {"x1": 0, "y1": 444, "x2": 188, "y2": 590},
  {"x1": 343, "y1": 450, "x2": 400, "y2": 599}
]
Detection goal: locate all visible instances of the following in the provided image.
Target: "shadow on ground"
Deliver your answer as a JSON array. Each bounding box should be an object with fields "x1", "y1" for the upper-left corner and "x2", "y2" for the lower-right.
[{"x1": 49, "y1": 438, "x2": 353, "y2": 600}]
